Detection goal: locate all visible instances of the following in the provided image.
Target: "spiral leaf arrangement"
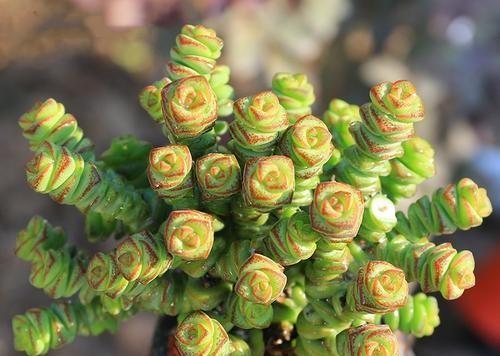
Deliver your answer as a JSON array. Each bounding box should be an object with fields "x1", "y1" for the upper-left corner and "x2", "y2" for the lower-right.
[
  {"x1": 14, "y1": 22, "x2": 492, "y2": 356},
  {"x1": 229, "y1": 91, "x2": 289, "y2": 162},
  {"x1": 19, "y1": 99, "x2": 94, "y2": 158},
  {"x1": 26, "y1": 142, "x2": 150, "y2": 232},
  {"x1": 393, "y1": 177, "x2": 492, "y2": 242},
  {"x1": 378, "y1": 293, "x2": 440, "y2": 338},
  {"x1": 377, "y1": 235, "x2": 475, "y2": 300},
  {"x1": 334, "y1": 80, "x2": 425, "y2": 196},
  {"x1": 272, "y1": 72, "x2": 315, "y2": 124},
  {"x1": 336, "y1": 324, "x2": 399, "y2": 356},
  {"x1": 380, "y1": 136, "x2": 436, "y2": 202},
  {"x1": 13, "y1": 301, "x2": 122, "y2": 356},
  {"x1": 279, "y1": 115, "x2": 334, "y2": 206}
]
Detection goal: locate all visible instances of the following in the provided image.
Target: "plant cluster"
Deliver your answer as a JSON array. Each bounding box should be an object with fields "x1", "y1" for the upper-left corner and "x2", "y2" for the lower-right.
[{"x1": 13, "y1": 24, "x2": 492, "y2": 356}]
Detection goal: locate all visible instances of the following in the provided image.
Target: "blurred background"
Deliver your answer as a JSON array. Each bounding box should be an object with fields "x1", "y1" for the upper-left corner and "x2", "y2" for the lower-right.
[{"x1": 1, "y1": 0, "x2": 499, "y2": 355}]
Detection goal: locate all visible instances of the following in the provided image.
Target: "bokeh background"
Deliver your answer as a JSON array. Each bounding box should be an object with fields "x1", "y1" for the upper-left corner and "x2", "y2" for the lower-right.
[{"x1": 1, "y1": 0, "x2": 499, "y2": 355}]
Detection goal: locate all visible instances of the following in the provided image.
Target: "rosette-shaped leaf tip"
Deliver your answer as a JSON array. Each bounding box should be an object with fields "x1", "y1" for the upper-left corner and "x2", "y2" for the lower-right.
[
  {"x1": 175, "y1": 311, "x2": 232, "y2": 356},
  {"x1": 242, "y1": 155, "x2": 295, "y2": 209},
  {"x1": 336, "y1": 324, "x2": 399, "y2": 356},
  {"x1": 147, "y1": 145, "x2": 193, "y2": 198},
  {"x1": 442, "y1": 177, "x2": 492, "y2": 230},
  {"x1": 229, "y1": 92, "x2": 289, "y2": 159},
  {"x1": 439, "y1": 250, "x2": 475, "y2": 300},
  {"x1": 161, "y1": 76, "x2": 217, "y2": 140},
  {"x1": 195, "y1": 153, "x2": 241, "y2": 200},
  {"x1": 279, "y1": 115, "x2": 333, "y2": 177},
  {"x1": 310, "y1": 181, "x2": 364, "y2": 242},
  {"x1": 235, "y1": 254, "x2": 287, "y2": 305},
  {"x1": 370, "y1": 80, "x2": 424, "y2": 123},
  {"x1": 350, "y1": 261, "x2": 408, "y2": 314},
  {"x1": 164, "y1": 210, "x2": 215, "y2": 261},
  {"x1": 272, "y1": 72, "x2": 315, "y2": 123},
  {"x1": 167, "y1": 24, "x2": 223, "y2": 80}
]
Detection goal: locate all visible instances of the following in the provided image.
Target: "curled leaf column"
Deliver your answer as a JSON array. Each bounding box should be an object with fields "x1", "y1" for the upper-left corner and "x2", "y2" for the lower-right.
[
  {"x1": 210, "y1": 240, "x2": 252, "y2": 282},
  {"x1": 147, "y1": 144, "x2": 197, "y2": 209},
  {"x1": 357, "y1": 194, "x2": 397, "y2": 244},
  {"x1": 264, "y1": 211, "x2": 321, "y2": 266},
  {"x1": 139, "y1": 77, "x2": 171, "y2": 124},
  {"x1": 139, "y1": 272, "x2": 231, "y2": 316},
  {"x1": 322, "y1": 98, "x2": 361, "y2": 152},
  {"x1": 228, "y1": 92, "x2": 289, "y2": 162},
  {"x1": 114, "y1": 231, "x2": 173, "y2": 284},
  {"x1": 226, "y1": 293, "x2": 274, "y2": 330},
  {"x1": 166, "y1": 24, "x2": 223, "y2": 80},
  {"x1": 19, "y1": 99, "x2": 94, "y2": 159},
  {"x1": 377, "y1": 235, "x2": 476, "y2": 300},
  {"x1": 210, "y1": 65, "x2": 234, "y2": 117},
  {"x1": 161, "y1": 76, "x2": 218, "y2": 157},
  {"x1": 336, "y1": 324, "x2": 399, "y2": 356},
  {"x1": 334, "y1": 80, "x2": 425, "y2": 196},
  {"x1": 29, "y1": 247, "x2": 86, "y2": 299},
  {"x1": 195, "y1": 153, "x2": 241, "y2": 216},
  {"x1": 296, "y1": 261, "x2": 407, "y2": 355},
  {"x1": 15, "y1": 216, "x2": 66, "y2": 262},
  {"x1": 12, "y1": 300, "x2": 122, "y2": 356},
  {"x1": 271, "y1": 72, "x2": 315, "y2": 124},
  {"x1": 378, "y1": 292, "x2": 440, "y2": 338},
  {"x1": 175, "y1": 311, "x2": 232, "y2": 356},
  {"x1": 393, "y1": 178, "x2": 492, "y2": 242},
  {"x1": 278, "y1": 115, "x2": 334, "y2": 206},
  {"x1": 26, "y1": 142, "x2": 150, "y2": 232},
  {"x1": 381, "y1": 136, "x2": 435, "y2": 202}
]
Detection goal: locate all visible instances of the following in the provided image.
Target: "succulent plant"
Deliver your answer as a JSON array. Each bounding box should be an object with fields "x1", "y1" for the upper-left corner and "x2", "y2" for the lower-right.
[{"x1": 13, "y1": 23, "x2": 492, "y2": 356}]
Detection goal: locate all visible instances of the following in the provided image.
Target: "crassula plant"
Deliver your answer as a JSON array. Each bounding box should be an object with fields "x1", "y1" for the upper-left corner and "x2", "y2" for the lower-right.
[{"x1": 13, "y1": 24, "x2": 493, "y2": 356}]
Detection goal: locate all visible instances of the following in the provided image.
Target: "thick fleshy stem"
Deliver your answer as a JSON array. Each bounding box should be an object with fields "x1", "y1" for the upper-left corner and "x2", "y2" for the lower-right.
[
  {"x1": 12, "y1": 300, "x2": 124, "y2": 356},
  {"x1": 377, "y1": 234, "x2": 475, "y2": 300},
  {"x1": 336, "y1": 324, "x2": 400, "y2": 356},
  {"x1": 380, "y1": 136, "x2": 435, "y2": 203},
  {"x1": 278, "y1": 115, "x2": 334, "y2": 206},
  {"x1": 392, "y1": 178, "x2": 492, "y2": 242},
  {"x1": 228, "y1": 92, "x2": 289, "y2": 163},
  {"x1": 305, "y1": 240, "x2": 352, "y2": 288},
  {"x1": 357, "y1": 193, "x2": 397, "y2": 244},
  {"x1": 138, "y1": 272, "x2": 231, "y2": 316},
  {"x1": 377, "y1": 292, "x2": 440, "y2": 338},
  {"x1": 175, "y1": 310, "x2": 232, "y2": 356},
  {"x1": 26, "y1": 142, "x2": 151, "y2": 232},
  {"x1": 334, "y1": 80, "x2": 425, "y2": 197},
  {"x1": 271, "y1": 72, "x2": 315, "y2": 124},
  {"x1": 272, "y1": 266, "x2": 309, "y2": 327},
  {"x1": 19, "y1": 98, "x2": 94, "y2": 159}
]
